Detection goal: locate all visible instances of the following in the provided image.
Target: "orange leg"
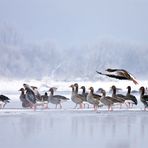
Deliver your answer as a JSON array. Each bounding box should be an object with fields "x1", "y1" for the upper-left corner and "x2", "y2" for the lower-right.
[
  {"x1": 33, "y1": 104, "x2": 36, "y2": 111},
  {"x1": 94, "y1": 105, "x2": 98, "y2": 112},
  {"x1": 45, "y1": 104, "x2": 48, "y2": 109},
  {"x1": 80, "y1": 103, "x2": 83, "y2": 109}
]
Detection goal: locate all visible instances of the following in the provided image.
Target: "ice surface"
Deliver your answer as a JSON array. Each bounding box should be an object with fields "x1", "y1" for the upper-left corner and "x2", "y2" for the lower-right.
[
  {"x1": 0, "y1": 79, "x2": 148, "y2": 148},
  {"x1": 0, "y1": 109, "x2": 148, "y2": 148}
]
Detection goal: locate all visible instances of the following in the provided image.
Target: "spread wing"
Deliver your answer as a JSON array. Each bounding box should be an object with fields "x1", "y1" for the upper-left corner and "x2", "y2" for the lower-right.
[
  {"x1": 96, "y1": 71, "x2": 127, "y2": 80},
  {"x1": 96, "y1": 69, "x2": 138, "y2": 85}
]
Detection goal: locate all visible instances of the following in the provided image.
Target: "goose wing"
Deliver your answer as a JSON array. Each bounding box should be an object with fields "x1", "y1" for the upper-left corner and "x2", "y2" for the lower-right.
[
  {"x1": 126, "y1": 94, "x2": 138, "y2": 105},
  {"x1": 25, "y1": 91, "x2": 36, "y2": 104},
  {"x1": 92, "y1": 94, "x2": 101, "y2": 101},
  {"x1": 96, "y1": 71, "x2": 127, "y2": 80},
  {"x1": 0, "y1": 95, "x2": 10, "y2": 102},
  {"x1": 53, "y1": 95, "x2": 69, "y2": 101},
  {"x1": 142, "y1": 95, "x2": 148, "y2": 102},
  {"x1": 96, "y1": 69, "x2": 138, "y2": 85}
]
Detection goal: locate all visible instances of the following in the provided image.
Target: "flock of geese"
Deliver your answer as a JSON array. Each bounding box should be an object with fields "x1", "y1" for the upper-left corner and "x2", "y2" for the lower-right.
[
  {"x1": 0, "y1": 83, "x2": 148, "y2": 112},
  {"x1": 0, "y1": 68, "x2": 148, "y2": 111},
  {"x1": 18, "y1": 84, "x2": 69, "y2": 110},
  {"x1": 18, "y1": 83, "x2": 148, "y2": 111},
  {"x1": 69, "y1": 84, "x2": 147, "y2": 111}
]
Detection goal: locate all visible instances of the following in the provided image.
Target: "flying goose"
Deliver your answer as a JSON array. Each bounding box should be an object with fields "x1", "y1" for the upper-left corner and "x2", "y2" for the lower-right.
[{"x1": 96, "y1": 68, "x2": 138, "y2": 85}]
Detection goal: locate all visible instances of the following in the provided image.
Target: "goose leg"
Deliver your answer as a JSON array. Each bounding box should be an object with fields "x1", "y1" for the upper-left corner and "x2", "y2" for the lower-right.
[
  {"x1": 125, "y1": 102, "x2": 129, "y2": 108},
  {"x1": 3, "y1": 103, "x2": 6, "y2": 108},
  {"x1": 108, "y1": 105, "x2": 112, "y2": 111},
  {"x1": 80, "y1": 103, "x2": 83, "y2": 109},
  {"x1": 45, "y1": 103, "x2": 48, "y2": 109},
  {"x1": 94, "y1": 105, "x2": 98, "y2": 112},
  {"x1": 74, "y1": 104, "x2": 77, "y2": 109},
  {"x1": 94, "y1": 105, "x2": 96, "y2": 111},
  {"x1": 108, "y1": 106, "x2": 110, "y2": 111},
  {"x1": 96, "y1": 106, "x2": 98, "y2": 112},
  {"x1": 120, "y1": 103, "x2": 122, "y2": 109},
  {"x1": 110, "y1": 106, "x2": 113, "y2": 111},
  {"x1": 60, "y1": 103, "x2": 62, "y2": 109},
  {"x1": 0, "y1": 104, "x2": 2, "y2": 109},
  {"x1": 132, "y1": 103, "x2": 134, "y2": 108},
  {"x1": 109, "y1": 105, "x2": 112, "y2": 111},
  {"x1": 128, "y1": 102, "x2": 130, "y2": 108},
  {"x1": 42, "y1": 103, "x2": 44, "y2": 109},
  {"x1": 144, "y1": 106, "x2": 148, "y2": 111},
  {"x1": 33, "y1": 104, "x2": 36, "y2": 111}
]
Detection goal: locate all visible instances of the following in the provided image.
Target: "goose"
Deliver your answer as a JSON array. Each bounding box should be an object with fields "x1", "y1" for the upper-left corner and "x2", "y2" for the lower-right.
[
  {"x1": 73, "y1": 83, "x2": 86, "y2": 108},
  {"x1": 80, "y1": 86, "x2": 89, "y2": 108},
  {"x1": 124, "y1": 86, "x2": 138, "y2": 108},
  {"x1": 86, "y1": 87, "x2": 101, "y2": 111},
  {"x1": 97, "y1": 88, "x2": 114, "y2": 111},
  {"x1": 69, "y1": 84, "x2": 83, "y2": 109},
  {"x1": 110, "y1": 85, "x2": 126, "y2": 108},
  {"x1": 19, "y1": 88, "x2": 31, "y2": 108},
  {"x1": 40, "y1": 92, "x2": 49, "y2": 109},
  {"x1": 80, "y1": 86, "x2": 88, "y2": 101},
  {"x1": 48, "y1": 88, "x2": 69, "y2": 109},
  {"x1": 32, "y1": 86, "x2": 49, "y2": 108},
  {"x1": 25, "y1": 84, "x2": 48, "y2": 109},
  {"x1": 139, "y1": 86, "x2": 148, "y2": 110},
  {"x1": 23, "y1": 83, "x2": 36, "y2": 110},
  {"x1": 96, "y1": 68, "x2": 138, "y2": 85},
  {"x1": 31, "y1": 86, "x2": 41, "y2": 101},
  {"x1": 0, "y1": 94, "x2": 10, "y2": 109}
]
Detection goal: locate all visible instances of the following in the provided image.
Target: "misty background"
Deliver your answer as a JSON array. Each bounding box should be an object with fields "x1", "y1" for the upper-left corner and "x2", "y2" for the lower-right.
[{"x1": 0, "y1": 0, "x2": 148, "y2": 80}]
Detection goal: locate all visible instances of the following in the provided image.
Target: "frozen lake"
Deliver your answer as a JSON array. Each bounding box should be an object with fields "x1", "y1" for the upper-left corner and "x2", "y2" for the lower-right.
[
  {"x1": 0, "y1": 109, "x2": 148, "y2": 148},
  {"x1": 0, "y1": 79, "x2": 148, "y2": 148}
]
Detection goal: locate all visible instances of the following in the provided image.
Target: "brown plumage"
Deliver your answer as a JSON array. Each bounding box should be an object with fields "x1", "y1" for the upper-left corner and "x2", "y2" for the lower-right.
[
  {"x1": 97, "y1": 88, "x2": 114, "y2": 111},
  {"x1": 96, "y1": 68, "x2": 138, "y2": 85},
  {"x1": 69, "y1": 84, "x2": 83, "y2": 109},
  {"x1": 110, "y1": 85, "x2": 126, "y2": 108},
  {"x1": 87, "y1": 87, "x2": 101, "y2": 111}
]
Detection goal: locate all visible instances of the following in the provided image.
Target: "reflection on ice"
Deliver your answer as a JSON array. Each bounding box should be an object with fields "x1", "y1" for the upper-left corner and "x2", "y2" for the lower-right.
[{"x1": 0, "y1": 110, "x2": 148, "y2": 148}]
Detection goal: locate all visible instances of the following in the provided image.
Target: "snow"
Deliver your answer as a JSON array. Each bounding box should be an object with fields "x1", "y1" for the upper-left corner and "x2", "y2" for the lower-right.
[{"x1": 0, "y1": 79, "x2": 148, "y2": 148}]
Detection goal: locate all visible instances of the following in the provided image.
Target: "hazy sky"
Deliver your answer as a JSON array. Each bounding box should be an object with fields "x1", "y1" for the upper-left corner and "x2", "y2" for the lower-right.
[{"x1": 0, "y1": 0, "x2": 147, "y2": 48}]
